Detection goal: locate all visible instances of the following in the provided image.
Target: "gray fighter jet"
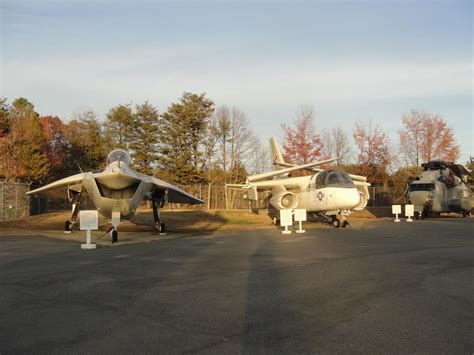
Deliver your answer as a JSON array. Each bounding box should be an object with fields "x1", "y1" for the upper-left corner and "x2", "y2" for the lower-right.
[
  {"x1": 27, "y1": 149, "x2": 203, "y2": 239},
  {"x1": 408, "y1": 160, "x2": 472, "y2": 218}
]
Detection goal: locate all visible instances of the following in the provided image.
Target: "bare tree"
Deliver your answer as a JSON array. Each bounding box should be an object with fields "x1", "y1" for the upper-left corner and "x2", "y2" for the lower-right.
[
  {"x1": 353, "y1": 119, "x2": 392, "y2": 184},
  {"x1": 321, "y1": 126, "x2": 352, "y2": 166}
]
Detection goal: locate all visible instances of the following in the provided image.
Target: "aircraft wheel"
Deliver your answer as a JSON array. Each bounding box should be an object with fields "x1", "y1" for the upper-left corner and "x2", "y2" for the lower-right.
[
  {"x1": 160, "y1": 222, "x2": 166, "y2": 235},
  {"x1": 341, "y1": 220, "x2": 349, "y2": 228},
  {"x1": 112, "y1": 229, "x2": 118, "y2": 243},
  {"x1": 462, "y1": 211, "x2": 467, "y2": 218},
  {"x1": 333, "y1": 219, "x2": 340, "y2": 228},
  {"x1": 414, "y1": 212, "x2": 419, "y2": 220},
  {"x1": 64, "y1": 220, "x2": 72, "y2": 233}
]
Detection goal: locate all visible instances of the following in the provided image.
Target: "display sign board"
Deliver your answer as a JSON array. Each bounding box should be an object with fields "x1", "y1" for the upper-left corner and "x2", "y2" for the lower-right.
[
  {"x1": 80, "y1": 210, "x2": 99, "y2": 231},
  {"x1": 280, "y1": 209, "x2": 293, "y2": 227},
  {"x1": 294, "y1": 209, "x2": 307, "y2": 222},
  {"x1": 392, "y1": 205, "x2": 401, "y2": 214}
]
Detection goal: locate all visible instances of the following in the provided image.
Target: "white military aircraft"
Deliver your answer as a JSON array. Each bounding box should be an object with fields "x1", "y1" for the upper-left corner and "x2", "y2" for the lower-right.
[
  {"x1": 409, "y1": 160, "x2": 472, "y2": 218},
  {"x1": 226, "y1": 137, "x2": 370, "y2": 227},
  {"x1": 27, "y1": 149, "x2": 203, "y2": 240}
]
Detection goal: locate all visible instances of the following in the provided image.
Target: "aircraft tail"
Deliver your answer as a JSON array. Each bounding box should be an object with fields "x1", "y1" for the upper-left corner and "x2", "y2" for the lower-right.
[{"x1": 269, "y1": 137, "x2": 286, "y2": 167}]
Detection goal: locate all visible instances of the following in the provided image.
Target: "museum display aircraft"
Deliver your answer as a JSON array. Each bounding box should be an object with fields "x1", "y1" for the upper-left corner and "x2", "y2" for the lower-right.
[
  {"x1": 226, "y1": 137, "x2": 371, "y2": 227},
  {"x1": 408, "y1": 160, "x2": 472, "y2": 218},
  {"x1": 26, "y1": 149, "x2": 203, "y2": 239}
]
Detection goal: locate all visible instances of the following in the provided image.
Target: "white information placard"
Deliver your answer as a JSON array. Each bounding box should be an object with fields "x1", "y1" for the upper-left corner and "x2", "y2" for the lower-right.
[
  {"x1": 280, "y1": 209, "x2": 293, "y2": 227},
  {"x1": 294, "y1": 209, "x2": 307, "y2": 222},
  {"x1": 80, "y1": 210, "x2": 99, "y2": 231},
  {"x1": 392, "y1": 205, "x2": 401, "y2": 214}
]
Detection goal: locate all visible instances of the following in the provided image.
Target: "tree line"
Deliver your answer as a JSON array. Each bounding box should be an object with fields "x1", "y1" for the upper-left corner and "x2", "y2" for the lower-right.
[
  {"x1": 0, "y1": 94, "x2": 468, "y2": 195},
  {"x1": 0, "y1": 93, "x2": 268, "y2": 188}
]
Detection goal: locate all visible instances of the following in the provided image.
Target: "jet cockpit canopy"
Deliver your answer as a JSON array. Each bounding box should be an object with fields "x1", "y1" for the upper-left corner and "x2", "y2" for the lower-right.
[
  {"x1": 315, "y1": 170, "x2": 354, "y2": 188},
  {"x1": 107, "y1": 149, "x2": 132, "y2": 166}
]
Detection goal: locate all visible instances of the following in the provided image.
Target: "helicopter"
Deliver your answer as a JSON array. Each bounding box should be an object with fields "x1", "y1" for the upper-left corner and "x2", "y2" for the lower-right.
[{"x1": 408, "y1": 160, "x2": 472, "y2": 219}]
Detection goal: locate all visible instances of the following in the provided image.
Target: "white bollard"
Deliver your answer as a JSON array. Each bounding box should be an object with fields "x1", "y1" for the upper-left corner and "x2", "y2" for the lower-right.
[{"x1": 392, "y1": 205, "x2": 401, "y2": 222}]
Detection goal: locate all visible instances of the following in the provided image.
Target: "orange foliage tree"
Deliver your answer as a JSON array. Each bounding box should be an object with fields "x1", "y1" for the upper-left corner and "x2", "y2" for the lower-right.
[
  {"x1": 0, "y1": 98, "x2": 50, "y2": 181},
  {"x1": 39, "y1": 116, "x2": 68, "y2": 167},
  {"x1": 399, "y1": 110, "x2": 460, "y2": 166},
  {"x1": 281, "y1": 105, "x2": 322, "y2": 165}
]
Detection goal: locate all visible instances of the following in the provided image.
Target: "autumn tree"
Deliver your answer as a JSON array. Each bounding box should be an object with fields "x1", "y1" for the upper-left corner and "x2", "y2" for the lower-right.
[
  {"x1": 158, "y1": 92, "x2": 214, "y2": 184},
  {"x1": 38, "y1": 116, "x2": 70, "y2": 181},
  {"x1": 352, "y1": 120, "x2": 392, "y2": 184},
  {"x1": 63, "y1": 110, "x2": 107, "y2": 172},
  {"x1": 129, "y1": 101, "x2": 160, "y2": 175},
  {"x1": 389, "y1": 166, "x2": 423, "y2": 203},
  {"x1": 399, "y1": 110, "x2": 460, "y2": 166},
  {"x1": 103, "y1": 103, "x2": 134, "y2": 150},
  {"x1": 321, "y1": 126, "x2": 352, "y2": 166},
  {"x1": 0, "y1": 98, "x2": 50, "y2": 181},
  {"x1": 281, "y1": 105, "x2": 322, "y2": 165}
]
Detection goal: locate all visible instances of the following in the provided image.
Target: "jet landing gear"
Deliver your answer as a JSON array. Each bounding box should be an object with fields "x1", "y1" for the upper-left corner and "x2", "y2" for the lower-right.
[
  {"x1": 111, "y1": 228, "x2": 118, "y2": 243},
  {"x1": 64, "y1": 220, "x2": 73, "y2": 233},
  {"x1": 152, "y1": 193, "x2": 166, "y2": 235},
  {"x1": 64, "y1": 189, "x2": 83, "y2": 234},
  {"x1": 330, "y1": 210, "x2": 350, "y2": 229}
]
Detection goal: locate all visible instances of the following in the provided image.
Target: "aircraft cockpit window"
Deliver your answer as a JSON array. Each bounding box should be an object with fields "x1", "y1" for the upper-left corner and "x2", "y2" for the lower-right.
[
  {"x1": 315, "y1": 170, "x2": 354, "y2": 188},
  {"x1": 107, "y1": 149, "x2": 132, "y2": 166},
  {"x1": 341, "y1": 173, "x2": 353, "y2": 184},
  {"x1": 409, "y1": 183, "x2": 435, "y2": 192},
  {"x1": 316, "y1": 171, "x2": 328, "y2": 187},
  {"x1": 327, "y1": 172, "x2": 340, "y2": 184}
]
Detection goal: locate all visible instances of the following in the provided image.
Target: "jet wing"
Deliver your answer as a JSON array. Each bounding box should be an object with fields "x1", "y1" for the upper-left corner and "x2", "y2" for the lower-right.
[
  {"x1": 148, "y1": 176, "x2": 204, "y2": 205},
  {"x1": 227, "y1": 176, "x2": 309, "y2": 192},
  {"x1": 353, "y1": 180, "x2": 370, "y2": 187},
  {"x1": 248, "y1": 158, "x2": 338, "y2": 182},
  {"x1": 26, "y1": 173, "x2": 86, "y2": 195},
  {"x1": 271, "y1": 161, "x2": 368, "y2": 183}
]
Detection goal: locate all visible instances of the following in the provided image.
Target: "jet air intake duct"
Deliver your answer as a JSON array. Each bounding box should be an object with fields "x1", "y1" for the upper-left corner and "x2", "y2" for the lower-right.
[
  {"x1": 269, "y1": 191, "x2": 298, "y2": 210},
  {"x1": 353, "y1": 191, "x2": 368, "y2": 211}
]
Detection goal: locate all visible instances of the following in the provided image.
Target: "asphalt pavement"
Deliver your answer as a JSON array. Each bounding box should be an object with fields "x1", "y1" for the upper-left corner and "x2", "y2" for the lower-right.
[{"x1": 1, "y1": 218, "x2": 473, "y2": 354}]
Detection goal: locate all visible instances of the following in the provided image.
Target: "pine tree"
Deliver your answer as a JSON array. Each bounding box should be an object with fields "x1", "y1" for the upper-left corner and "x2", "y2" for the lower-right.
[
  {"x1": 103, "y1": 104, "x2": 134, "y2": 150},
  {"x1": 158, "y1": 92, "x2": 214, "y2": 184},
  {"x1": 129, "y1": 101, "x2": 160, "y2": 175}
]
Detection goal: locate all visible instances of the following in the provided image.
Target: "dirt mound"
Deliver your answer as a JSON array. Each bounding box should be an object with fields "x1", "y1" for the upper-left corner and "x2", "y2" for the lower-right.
[{"x1": 0, "y1": 209, "x2": 275, "y2": 235}]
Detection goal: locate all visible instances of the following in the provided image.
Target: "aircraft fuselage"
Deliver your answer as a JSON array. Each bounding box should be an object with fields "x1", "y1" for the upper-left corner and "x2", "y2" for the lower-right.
[{"x1": 79, "y1": 161, "x2": 153, "y2": 220}]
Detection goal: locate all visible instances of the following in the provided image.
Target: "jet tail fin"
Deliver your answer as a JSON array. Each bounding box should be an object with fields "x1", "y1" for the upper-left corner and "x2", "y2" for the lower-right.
[{"x1": 269, "y1": 137, "x2": 286, "y2": 167}]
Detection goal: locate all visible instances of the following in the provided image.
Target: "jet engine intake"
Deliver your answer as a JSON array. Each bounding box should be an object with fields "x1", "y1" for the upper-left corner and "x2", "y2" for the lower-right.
[
  {"x1": 269, "y1": 191, "x2": 298, "y2": 210},
  {"x1": 353, "y1": 191, "x2": 368, "y2": 211}
]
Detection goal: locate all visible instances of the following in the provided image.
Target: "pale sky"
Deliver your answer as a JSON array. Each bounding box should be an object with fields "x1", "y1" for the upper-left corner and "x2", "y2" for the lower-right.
[{"x1": 1, "y1": 0, "x2": 472, "y2": 163}]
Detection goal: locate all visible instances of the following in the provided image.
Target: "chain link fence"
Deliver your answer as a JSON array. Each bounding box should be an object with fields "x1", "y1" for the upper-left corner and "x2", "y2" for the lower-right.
[
  {"x1": 0, "y1": 181, "x2": 32, "y2": 221},
  {"x1": 0, "y1": 183, "x2": 405, "y2": 220}
]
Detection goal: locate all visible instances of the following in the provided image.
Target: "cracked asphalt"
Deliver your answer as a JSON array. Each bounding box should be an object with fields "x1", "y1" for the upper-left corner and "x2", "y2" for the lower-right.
[{"x1": 1, "y1": 218, "x2": 473, "y2": 354}]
